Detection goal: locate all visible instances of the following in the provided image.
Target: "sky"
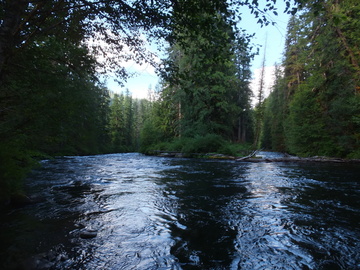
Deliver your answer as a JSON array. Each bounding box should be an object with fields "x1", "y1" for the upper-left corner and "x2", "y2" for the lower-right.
[
  {"x1": 242, "y1": 1, "x2": 290, "y2": 102},
  {"x1": 106, "y1": 2, "x2": 290, "y2": 101}
]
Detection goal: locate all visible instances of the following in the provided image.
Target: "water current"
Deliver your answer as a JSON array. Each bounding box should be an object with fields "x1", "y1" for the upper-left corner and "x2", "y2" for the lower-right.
[{"x1": 1, "y1": 153, "x2": 360, "y2": 269}]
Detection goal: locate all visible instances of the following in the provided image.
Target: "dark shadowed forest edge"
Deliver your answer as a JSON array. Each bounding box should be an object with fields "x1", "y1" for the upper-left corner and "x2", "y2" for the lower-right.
[{"x1": 1, "y1": 0, "x2": 360, "y2": 204}]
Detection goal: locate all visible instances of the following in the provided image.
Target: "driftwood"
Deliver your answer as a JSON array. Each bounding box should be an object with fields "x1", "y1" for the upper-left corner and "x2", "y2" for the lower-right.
[{"x1": 236, "y1": 150, "x2": 259, "y2": 161}]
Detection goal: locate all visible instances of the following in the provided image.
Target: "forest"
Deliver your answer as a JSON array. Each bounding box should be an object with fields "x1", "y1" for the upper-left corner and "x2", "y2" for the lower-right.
[{"x1": 0, "y1": 0, "x2": 359, "y2": 202}]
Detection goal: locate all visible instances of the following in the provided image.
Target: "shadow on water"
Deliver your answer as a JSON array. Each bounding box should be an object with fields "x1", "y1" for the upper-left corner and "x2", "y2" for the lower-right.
[
  {"x1": 156, "y1": 159, "x2": 250, "y2": 269},
  {"x1": 1, "y1": 153, "x2": 360, "y2": 269}
]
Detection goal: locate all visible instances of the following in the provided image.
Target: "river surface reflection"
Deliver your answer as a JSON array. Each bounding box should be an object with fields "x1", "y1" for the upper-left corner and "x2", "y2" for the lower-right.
[{"x1": 1, "y1": 153, "x2": 360, "y2": 269}]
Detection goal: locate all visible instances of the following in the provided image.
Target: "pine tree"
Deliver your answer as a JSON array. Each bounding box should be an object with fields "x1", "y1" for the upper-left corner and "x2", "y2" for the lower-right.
[
  {"x1": 161, "y1": 0, "x2": 242, "y2": 139},
  {"x1": 233, "y1": 32, "x2": 255, "y2": 143},
  {"x1": 263, "y1": 65, "x2": 287, "y2": 151},
  {"x1": 253, "y1": 40, "x2": 267, "y2": 148},
  {"x1": 263, "y1": 0, "x2": 360, "y2": 157}
]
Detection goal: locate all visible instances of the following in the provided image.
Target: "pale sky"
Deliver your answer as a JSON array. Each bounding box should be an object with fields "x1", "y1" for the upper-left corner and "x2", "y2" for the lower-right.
[{"x1": 106, "y1": 2, "x2": 290, "y2": 101}]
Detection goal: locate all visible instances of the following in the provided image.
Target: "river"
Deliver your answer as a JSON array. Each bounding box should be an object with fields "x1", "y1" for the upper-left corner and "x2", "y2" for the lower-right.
[{"x1": 1, "y1": 153, "x2": 360, "y2": 269}]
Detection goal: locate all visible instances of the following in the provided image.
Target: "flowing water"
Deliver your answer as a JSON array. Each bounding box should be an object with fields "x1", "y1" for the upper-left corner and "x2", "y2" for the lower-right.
[{"x1": 1, "y1": 153, "x2": 360, "y2": 269}]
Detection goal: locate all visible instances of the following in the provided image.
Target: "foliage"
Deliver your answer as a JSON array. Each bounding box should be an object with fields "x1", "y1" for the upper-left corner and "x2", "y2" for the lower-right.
[
  {"x1": 3, "y1": 38, "x2": 111, "y2": 155},
  {"x1": 0, "y1": 2, "x2": 113, "y2": 197},
  {"x1": 144, "y1": 134, "x2": 252, "y2": 157},
  {"x1": 0, "y1": 0, "x2": 168, "y2": 82},
  {"x1": 157, "y1": 0, "x2": 255, "y2": 146},
  {"x1": 261, "y1": 65, "x2": 287, "y2": 151},
  {"x1": 0, "y1": 136, "x2": 36, "y2": 201},
  {"x1": 285, "y1": 86, "x2": 336, "y2": 156},
  {"x1": 108, "y1": 92, "x2": 155, "y2": 153},
  {"x1": 139, "y1": 118, "x2": 165, "y2": 153},
  {"x1": 262, "y1": 0, "x2": 360, "y2": 158},
  {"x1": 233, "y1": 31, "x2": 255, "y2": 143},
  {"x1": 180, "y1": 134, "x2": 227, "y2": 154}
]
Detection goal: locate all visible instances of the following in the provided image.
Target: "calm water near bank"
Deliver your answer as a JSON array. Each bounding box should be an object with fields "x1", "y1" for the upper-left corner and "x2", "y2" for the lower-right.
[{"x1": 1, "y1": 153, "x2": 360, "y2": 269}]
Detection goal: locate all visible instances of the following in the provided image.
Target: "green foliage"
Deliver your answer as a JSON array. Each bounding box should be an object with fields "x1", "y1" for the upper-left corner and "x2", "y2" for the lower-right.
[
  {"x1": 180, "y1": 134, "x2": 226, "y2": 154},
  {"x1": 141, "y1": 133, "x2": 252, "y2": 157},
  {"x1": 159, "y1": 0, "x2": 254, "y2": 145},
  {"x1": 285, "y1": 86, "x2": 336, "y2": 156},
  {"x1": 2, "y1": 36, "x2": 112, "y2": 156},
  {"x1": 261, "y1": 65, "x2": 287, "y2": 152},
  {"x1": 139, "y1": 118, "x2": 165, "y2": 153},
  {"x1": 0, "y1": 136, "x2": 38, "y2": 200},
  {"x1": 108, "y1": 93, "x2": 156, "y2": 153},
  {"x1": 109, "y1": 94, "x2": 127, "y2": 152},
  {"x1": 0, "y1": 9, "x2": 111, "y2": 197},
  {"x1": 166, "y1": 137, "x2": 192, "y2": 152},
  {"x1": 138, "y1": 91, "x2": 176, "y2": 153},
  {"x1": 233, "y1": 32, "x2": 255, "y2": 143},
  {"x1": 262, "y1": 0, "x2": 360, "y2": 158}
]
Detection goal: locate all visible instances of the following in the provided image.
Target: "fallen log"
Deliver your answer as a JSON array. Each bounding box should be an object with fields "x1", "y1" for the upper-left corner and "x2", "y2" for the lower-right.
[{"x1": 236, "y1": 150, "x2": 259, "y2": 161}]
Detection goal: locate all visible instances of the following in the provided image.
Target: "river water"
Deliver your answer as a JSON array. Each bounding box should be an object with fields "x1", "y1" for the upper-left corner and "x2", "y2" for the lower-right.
[{"x1": 1, "y1": 153, "x2": 360, "y2": 269}]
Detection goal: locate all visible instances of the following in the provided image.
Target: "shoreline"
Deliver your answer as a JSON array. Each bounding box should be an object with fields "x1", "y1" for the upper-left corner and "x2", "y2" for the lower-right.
[{"x1": 147, "y1": 150, "x2": 360, "y2": 164}]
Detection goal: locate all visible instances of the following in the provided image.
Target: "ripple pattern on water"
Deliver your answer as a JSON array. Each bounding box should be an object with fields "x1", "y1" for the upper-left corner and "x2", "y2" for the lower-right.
[{"x1": 1, "y1": 153, "x2": 360, "y2": 270}]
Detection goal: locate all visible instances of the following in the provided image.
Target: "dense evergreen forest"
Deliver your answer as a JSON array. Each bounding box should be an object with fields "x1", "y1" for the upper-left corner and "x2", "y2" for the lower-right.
[
  {"x1": 261, "y1": 0, "x2": 360, "y2": 158},
  {"x1": 1, "y1": 0, "x2": 359, "y2": 201}
]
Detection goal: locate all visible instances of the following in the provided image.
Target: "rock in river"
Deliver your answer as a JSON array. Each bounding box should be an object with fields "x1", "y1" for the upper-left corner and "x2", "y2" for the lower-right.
[{"x1": 80, "y1": 229, "x2": 98, "y2": 239}]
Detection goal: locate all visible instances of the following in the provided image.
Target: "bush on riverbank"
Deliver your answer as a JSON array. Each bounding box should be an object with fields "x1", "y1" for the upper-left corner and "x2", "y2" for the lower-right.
[
  {"x1": 140, "y1": 134, "x2": 252, "y2": 157},
  {"x1": 0, "y1": 138, "x2": 35, "y2": 203},
  {"x1": 0, "y1": 136, "x2": 52, "y2": 204}
]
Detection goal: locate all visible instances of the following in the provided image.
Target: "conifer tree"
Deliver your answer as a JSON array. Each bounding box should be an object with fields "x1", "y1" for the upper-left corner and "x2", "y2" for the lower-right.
[
  {"x1": 253, "y1": 41, "x2": 267, "y2": 148},
  {"x1": 160, "y1": 0, "x2": 247, "y2": 140},
  {"x1": 233, "y1": 32, "x2": 255, "y2": 143},
  {"x1": 263, "y1": 0, "x2": 360, "y2": 157}
]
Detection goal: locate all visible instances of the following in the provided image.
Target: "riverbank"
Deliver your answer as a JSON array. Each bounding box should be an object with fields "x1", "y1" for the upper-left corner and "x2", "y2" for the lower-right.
[{"x1": 148, "y1": 150, "x2": 360, "y2": 163}]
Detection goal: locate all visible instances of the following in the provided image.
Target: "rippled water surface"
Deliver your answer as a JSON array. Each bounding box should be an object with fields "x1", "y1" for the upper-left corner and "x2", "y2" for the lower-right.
[{"x1": 1, "y1": 153, "x2": 360, "y2": 269}]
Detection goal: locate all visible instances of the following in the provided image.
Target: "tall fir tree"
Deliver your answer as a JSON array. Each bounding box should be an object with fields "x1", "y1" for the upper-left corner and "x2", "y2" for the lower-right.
[
  {"x1": 233, "y1": 31, "x2": 255, "y2": 143},
  {"x1": 262, "y1": 0, "x2": 360, "y2": 157},
  {"x1": 159, "y1": 0, "x2": 253, "y2": 141}
]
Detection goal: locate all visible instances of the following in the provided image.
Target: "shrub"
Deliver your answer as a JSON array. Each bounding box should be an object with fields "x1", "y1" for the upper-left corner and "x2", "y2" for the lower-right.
[{"x1": 181, "y1": 134, "x2": 225, "y2": 154}]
